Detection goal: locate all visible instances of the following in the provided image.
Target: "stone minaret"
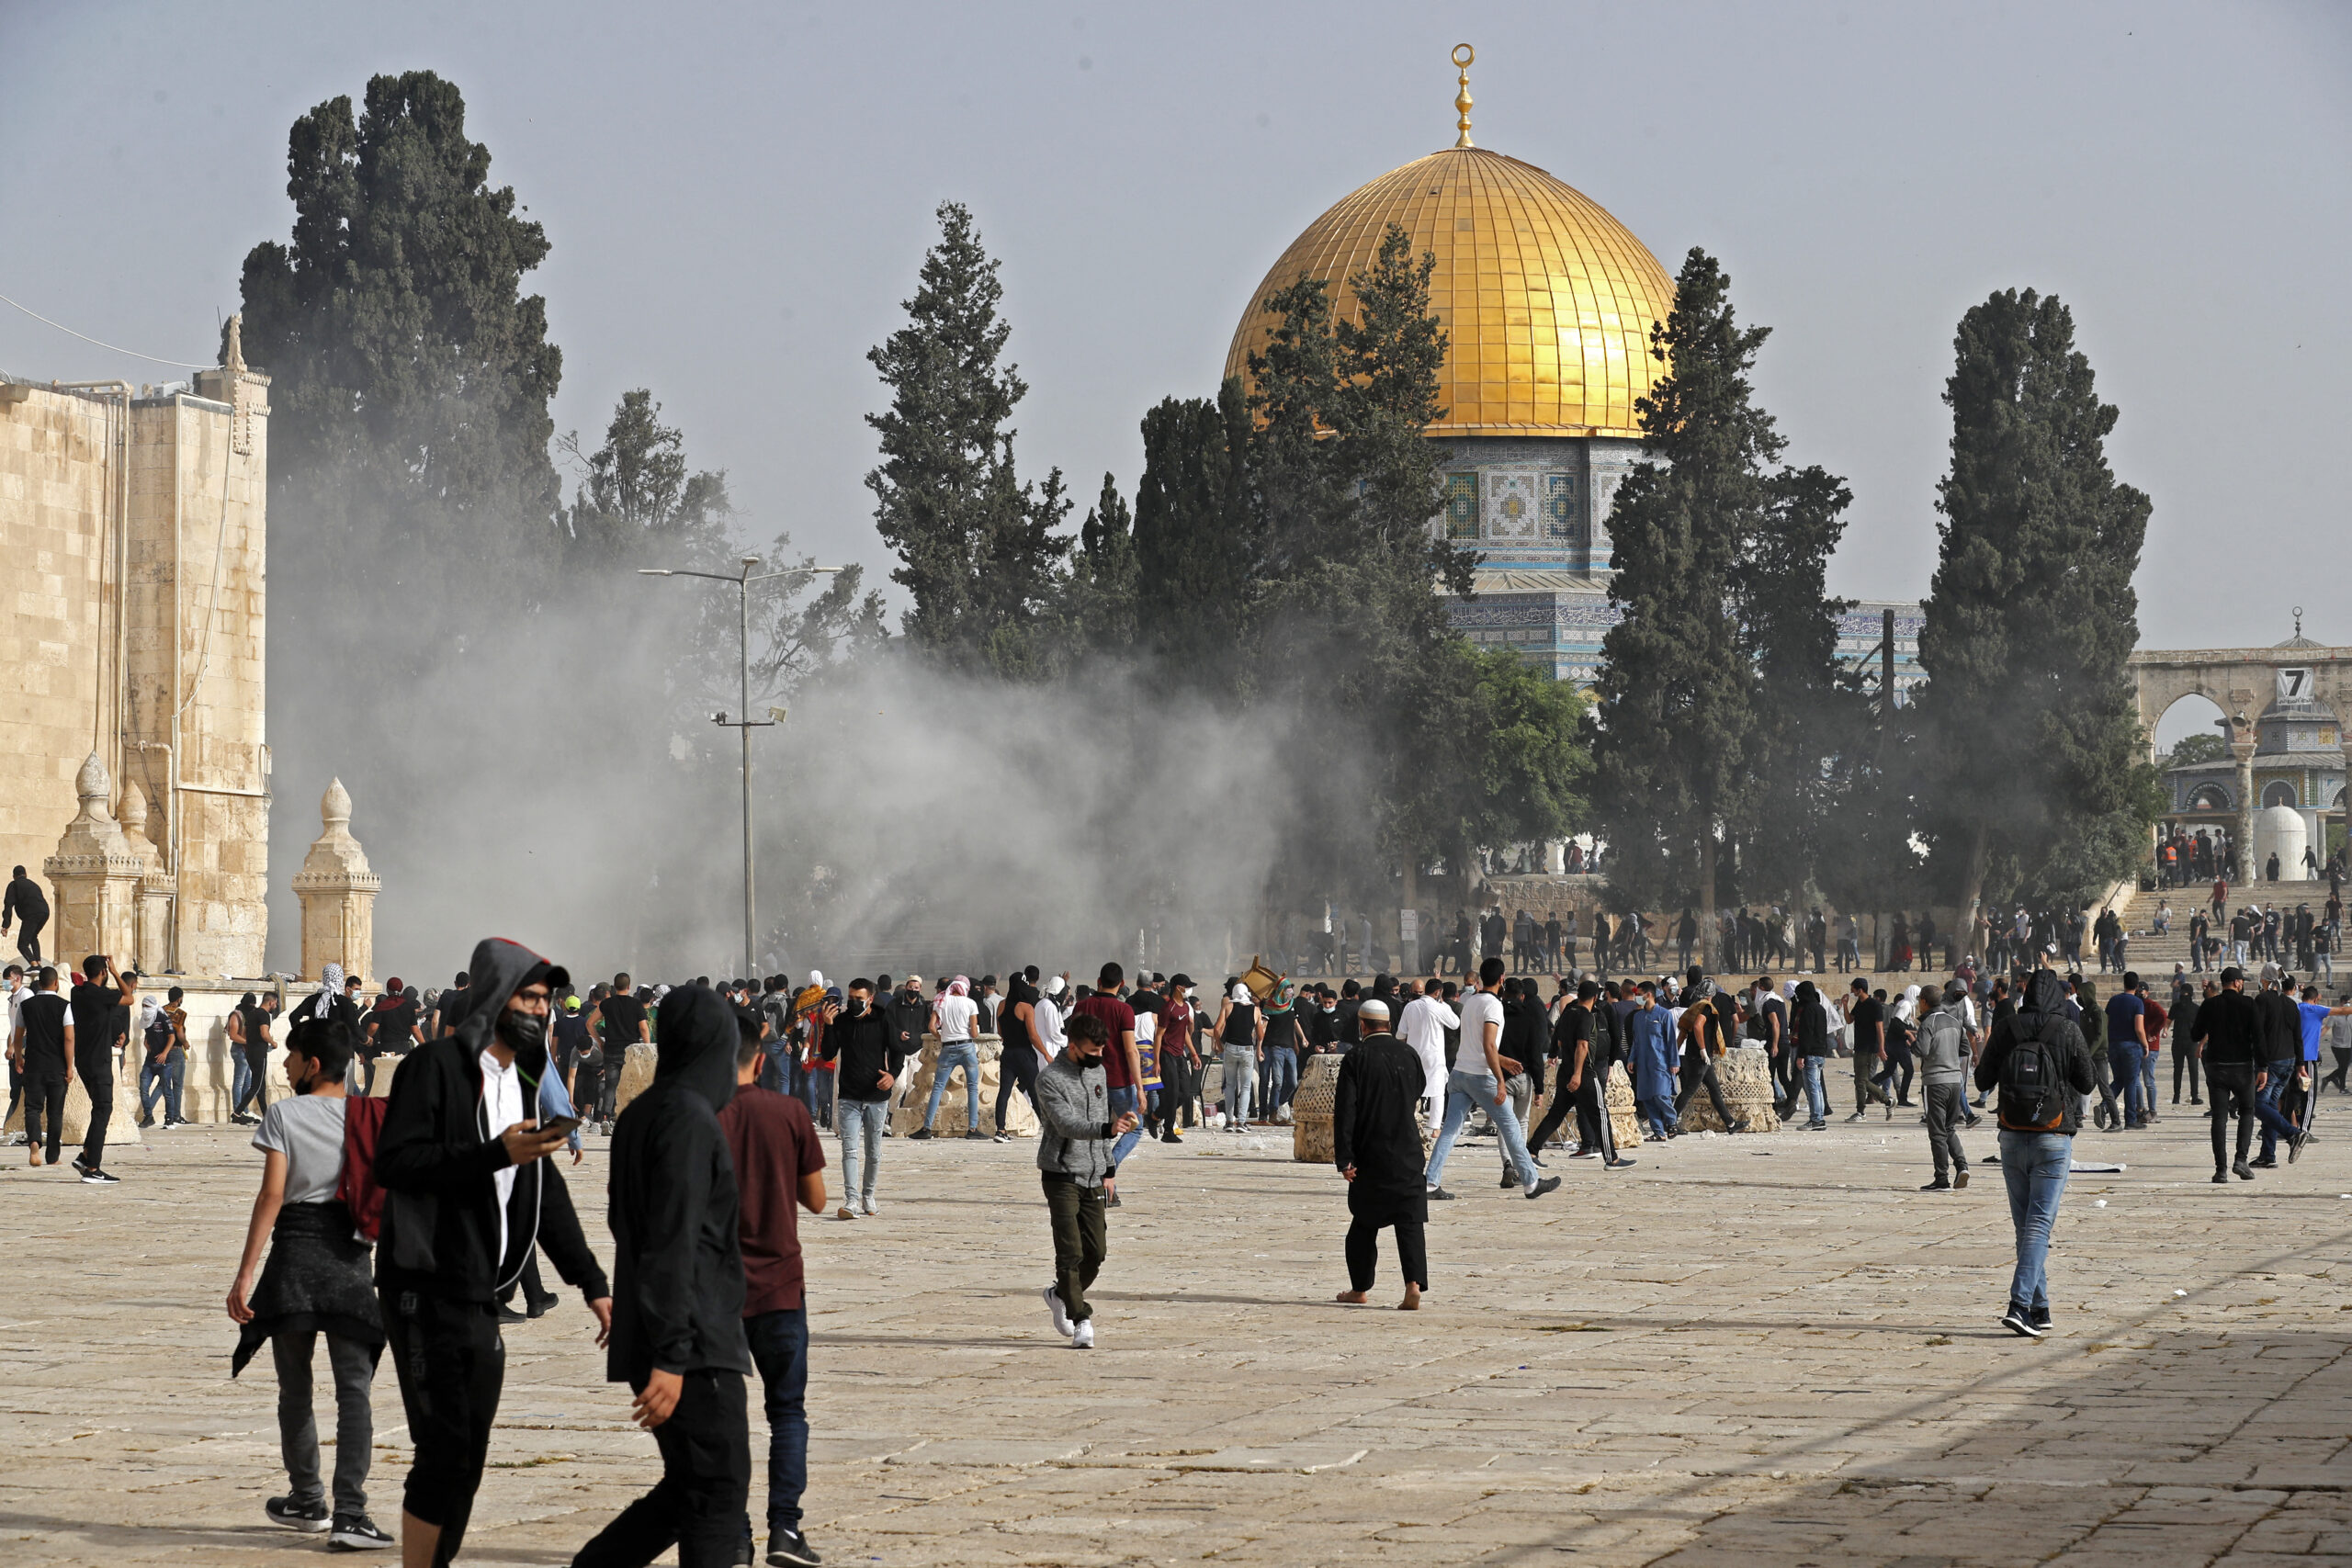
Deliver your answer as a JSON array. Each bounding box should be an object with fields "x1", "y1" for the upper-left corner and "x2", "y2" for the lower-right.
[{"x1": 292, "y1": 778, "x2": 380, "y2": 984}]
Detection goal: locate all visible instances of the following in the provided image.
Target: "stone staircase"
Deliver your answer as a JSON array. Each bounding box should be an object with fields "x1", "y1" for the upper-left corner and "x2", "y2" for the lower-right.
[{"x1": 2110, "y1": 878, "x2": 2337, "y2": 976}]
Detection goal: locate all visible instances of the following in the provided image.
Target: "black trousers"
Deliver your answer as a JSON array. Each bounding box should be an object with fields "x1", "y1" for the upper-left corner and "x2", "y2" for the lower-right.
[
  {"x1": 12, "y1": 918, "x2": 40, "y2": 965},
  {"x1": 1043, "y1": 1173, "x2": 1107, "y2": 1324},
  {"x1": 1345, "y1": 1199, "x2": 1428, "y2": 1292},
  {"x1": 2175, "y1": 1045, "x2": 2204, "y2": 1101},
  {"x1": 1675, "y1": 1048, "x2": 1735, "y2": 1126},
  {"x1": 2207, "y1": 1065, "x2": 2256, "y2": 1171},
  {"x1": 995, "y1": 1045, "x2": 1038, "y2": 1133},
  {"x1": 1527, "y1": 1085, "x2": 1577, "y2": 1151},
  {"x1": 1575, "y1": 1068, "x2": 1617, "y2": 1162},
  {"x1": 75, "y1": 1045, "x2": 112, "y2": 1169},
  {"x1": 22, "y1": 1070, "x2": 66, "y2": 1163},
  {"x1": 382, "y1": 1289, "x2": 503, "y2": 1565},
  {"x1": 575, "y1": 1370, "x2": 751, "y2": 1568}
]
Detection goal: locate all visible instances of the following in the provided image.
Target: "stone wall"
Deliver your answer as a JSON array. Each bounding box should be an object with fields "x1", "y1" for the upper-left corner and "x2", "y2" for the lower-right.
[{"x1": 0, "y1": 363, "x2": 270, "y2": 977}]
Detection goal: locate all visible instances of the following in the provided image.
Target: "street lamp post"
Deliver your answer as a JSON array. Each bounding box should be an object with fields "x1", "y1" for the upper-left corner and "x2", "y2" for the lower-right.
[{"x1": 639, "y1": 557, "x2": 842, "y2": 984}]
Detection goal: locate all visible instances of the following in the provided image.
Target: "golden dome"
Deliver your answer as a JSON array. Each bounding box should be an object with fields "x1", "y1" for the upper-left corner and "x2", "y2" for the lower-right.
[{"x1": 1223, "y1": 145, "x2": 1676, "y2": 439}]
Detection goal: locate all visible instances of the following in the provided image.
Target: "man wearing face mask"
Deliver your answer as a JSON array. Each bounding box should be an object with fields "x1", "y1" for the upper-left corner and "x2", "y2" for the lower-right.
[
  {"x1": 1035, "y1": 1011, "x2": 1137, "y2": 1348},
  {"x1": 374, "y1": 938, "x2": 613, "y2": 1568}
]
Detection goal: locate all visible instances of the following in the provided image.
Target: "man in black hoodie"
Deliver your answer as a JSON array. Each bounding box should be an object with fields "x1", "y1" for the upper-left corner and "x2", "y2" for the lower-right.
[
  {"x1": 576, "y1": 985, "x2": 753, "y2": 1568},
  {"x1": 376, "y1": 938, "x2": 612, "y2": 1568}
]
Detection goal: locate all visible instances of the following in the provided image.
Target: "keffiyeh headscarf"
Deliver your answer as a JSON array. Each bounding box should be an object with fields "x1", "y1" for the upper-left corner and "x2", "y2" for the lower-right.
[
  {"x1": 311, "y1": 963, "x2": 345, "y2": 1020},
  {"x1": 1230, "y1": 982, "x2": 1252, "y2": 1005},
  {"x1": 944, "y1": 975, "x2": 970, "y2": 1001}
]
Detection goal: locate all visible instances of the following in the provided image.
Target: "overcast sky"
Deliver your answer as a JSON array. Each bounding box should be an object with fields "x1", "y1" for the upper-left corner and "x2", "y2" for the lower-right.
[{"x1": 6, "y1": 2, "x2": 2346, "y2": 745}]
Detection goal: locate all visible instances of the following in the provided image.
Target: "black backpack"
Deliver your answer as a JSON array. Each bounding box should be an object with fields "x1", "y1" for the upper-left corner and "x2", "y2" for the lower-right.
[{"x1": 1999, "y1": 1011, "x2": 2074, "y2": 1131}]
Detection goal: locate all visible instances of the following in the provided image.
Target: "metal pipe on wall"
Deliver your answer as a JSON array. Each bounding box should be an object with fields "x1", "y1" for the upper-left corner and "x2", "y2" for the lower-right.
[{"x1": 52, "y1": 382, "x2": 132, "y2": 784}]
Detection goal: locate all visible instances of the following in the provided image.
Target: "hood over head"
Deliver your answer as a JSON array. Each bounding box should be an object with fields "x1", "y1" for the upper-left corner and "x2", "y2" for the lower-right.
[
  {"x1": 2020, "y1": 967, "x2": 2067, "y2": 1018},
  {"x1": 651, "y1": 983, "x2": 741, "y2": 1113},
  {"x1": 453, "y1": 936, "x2": 558, "y2": 1083}
]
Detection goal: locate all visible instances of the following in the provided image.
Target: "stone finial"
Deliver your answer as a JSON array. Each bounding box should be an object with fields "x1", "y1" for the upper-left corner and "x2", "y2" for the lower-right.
[
  {"x1": 45, "y1": 753, "x2": 146, "y2": 968},
  {"x1": 292, "y1": 774, "x2": 379, "y2": 984},
  {"x1": 223, "y1": 312, "x2": 245, "y2": 375}
]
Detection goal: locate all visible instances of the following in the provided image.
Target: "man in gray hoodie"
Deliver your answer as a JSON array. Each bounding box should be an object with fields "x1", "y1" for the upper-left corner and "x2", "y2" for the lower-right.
[
  {"x1": 1034, "y1": 1010, "x2": 1136, "y2": 1349},
  {"x1": 1917, "y1": 985, "x2": 1974, "y2": 1191}
]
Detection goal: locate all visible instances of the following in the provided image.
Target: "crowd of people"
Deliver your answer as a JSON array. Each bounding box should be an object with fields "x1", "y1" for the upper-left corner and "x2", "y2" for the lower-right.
[{"x1": 15, "y1": 906, "x2": 2352, "y2": 1568}]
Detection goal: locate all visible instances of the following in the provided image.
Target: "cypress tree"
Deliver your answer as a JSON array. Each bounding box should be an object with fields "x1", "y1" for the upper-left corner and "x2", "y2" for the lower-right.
[
  {"x1": 865, "y1": 202, "x2": 1069, "y2": 675},
  {"x1": 1912, "y1": 288, "x2": 2159, "y2": 924},
  {"x1": 1131, "y1": 385, "x2": 1253, "y2": 687},
  {"x1": 1589, "y1": 249, "x2": 1776, "y2": 940}
]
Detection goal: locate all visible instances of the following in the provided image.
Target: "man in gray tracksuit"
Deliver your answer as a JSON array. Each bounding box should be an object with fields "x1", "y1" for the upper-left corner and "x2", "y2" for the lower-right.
[
  {"x1": 1918, "y1": 984, "x2": 1974, "y2": 1191},
  {"x1": 1034, "y1": 1010, "x2": 1137, "y2": 1348}
]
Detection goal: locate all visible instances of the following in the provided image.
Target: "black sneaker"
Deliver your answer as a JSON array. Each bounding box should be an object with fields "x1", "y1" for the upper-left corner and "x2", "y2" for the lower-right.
[
  {"x1": 1427, "y1": 1186, "x2": 1456, "y2": 1201},
  {"x1": 1161, "y1": 1131, "x2": 1183, "y2": 1145},
  {"x1": 525, "y1": 1293, "x2": 560, "y2": 1319},
  {"x1": 2250, "y1": 1156, "x2": 2279, "y2": 1169},
  {"x1": 266, "y1": 1495, "x2": 331, "y2": 1532},
  {"x1": 1920, "y1": 1179, "x2": 1952, "y2": 1191},
  {"x1": 1999, "y1": 1306, "x2": 2043, "y2": 1339},
  {"x1": 908, "y1": 1127, "x2": 934, "y2": 1140},
  {"x1": 962, "y1": 1129, "x2": 988, "y2": 1140},
  {"x1": 80, "y1": 1168, "x2": 119, "y2": 1185},
  {"x1": 768, "y1": 1529, "x2": 824, "y2": 1566},
  {"x1": 495, "y1": 1304, "x2": 528, "y2": 1324},
  {"x1": 329, "y1": 1513, "x2": 392, "y2": 1551},
  {"x1": 2234, "y1": 1160, "x2": 2258, "y2": 1180},
  {"x1": 2290, "y1": 1128, "x2": 2310, "y2": 1164},
  {"x1": 1499, "y1": 1174, "x2": 1518, "y2": 1188},
  {"x1": 1525, "y1": 1175, "x2": 1562, "y2": 1200},
  {"x1": 2212, "y1": 1171, "x2": 2231, "y2": 1184}
]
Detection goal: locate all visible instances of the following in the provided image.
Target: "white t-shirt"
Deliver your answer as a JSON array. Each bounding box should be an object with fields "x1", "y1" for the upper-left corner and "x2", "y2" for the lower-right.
[
  {"x1": 479, "y1": 1048, "x2": 526, "y2": 1267},
  {"x1": 934, "y1": 993, "x2": 978, "y2": 1043},
  {"x1": 1031, "y1": 995, "x2": 1067, "y2": 1055},
  {"x1": 253, "y1": 1094, "x2": 349, "y2": 1205},
  {"x1": 1455, "y1": 990, "x2": 1506, "y2": 1075}
]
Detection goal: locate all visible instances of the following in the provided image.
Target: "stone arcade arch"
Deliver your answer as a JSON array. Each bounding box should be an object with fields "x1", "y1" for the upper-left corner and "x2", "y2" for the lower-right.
[{"x1": 2130, "y1": 637, "x2": 2352, "y2": 877}]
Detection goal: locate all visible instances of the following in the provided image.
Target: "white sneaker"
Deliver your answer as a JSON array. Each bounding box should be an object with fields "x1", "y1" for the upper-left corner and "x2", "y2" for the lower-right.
[
  {"x1": 1070, "y1": 1318, "x2": 1095, "y2": 1348},
  {"x1": 859, "y1": 1198, "x2": 877, "y2": 1217},
  {"x1": 1043, "y1": 1284, "x2": 1072, "y2": 1337}
]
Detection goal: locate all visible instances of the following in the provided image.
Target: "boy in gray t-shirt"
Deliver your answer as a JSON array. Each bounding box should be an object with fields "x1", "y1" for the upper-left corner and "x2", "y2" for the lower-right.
[{"x1": 226, "y1": 1020, "x2": 389, "y2": 1549}]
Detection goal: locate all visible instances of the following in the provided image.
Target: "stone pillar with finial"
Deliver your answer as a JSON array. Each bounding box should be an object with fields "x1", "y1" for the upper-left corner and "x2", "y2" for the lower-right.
[
  {"x1": 116, "y1": 780, "x2": 173, "y2": 975},
  {"x1": 42, "y1": 753, "x2": 148, "y2": 968},
  {"x1": 292, "y1": 778, "x2": 379, "y2": 985}
]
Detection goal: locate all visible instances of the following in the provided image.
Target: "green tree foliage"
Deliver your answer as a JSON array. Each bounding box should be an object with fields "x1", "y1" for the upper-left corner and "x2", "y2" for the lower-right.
[
  {"x1": 2165, "y1": 731, "x2": 2229, "y2": 768},
  {"x1": 1054, "y1": 472, "x2": 1139, "y2": 658},
  {"x1": 239, "y1": 70, "x2": 564, "y2": 608},
  {"x1": 1594, "y1": 250, "x2": 1800, "y2": 932},
  {"x1": 560, "y1": 389, "x2": 732, "y2": 570},
  {"x1": 865, "y1": 202, "x2": 1069, "y2": 677},
  {"x1": 1911, "y1": 288, "x2": 2160, "y2": 920},
  {"x1": 1130, "y1": 385, "x2": 1254, "y2": 684}
]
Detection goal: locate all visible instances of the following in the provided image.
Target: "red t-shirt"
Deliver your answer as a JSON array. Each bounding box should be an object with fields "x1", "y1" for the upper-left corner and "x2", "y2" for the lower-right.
[
  {"x1": 1072, "y1": 994, "x2": 1139, "y2": 1091},
  {"x1": 717, "y1": 1084, "x2": 826, "y2": 1314}
]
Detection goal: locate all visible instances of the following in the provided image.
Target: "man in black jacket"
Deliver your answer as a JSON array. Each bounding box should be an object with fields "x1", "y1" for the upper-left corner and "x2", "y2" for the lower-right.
[
  {"x1": 1973, "y1": 968, "x2": 2096, "y2": 1339},
  {"x1": 375, "y1": 937, "x2": 611, "y2": 1568},
  {"x1": 575, "y1": 985, "x2": 753, "y2": 1568},
  {"x1": 2251, "y1": 974, "x2": 2307, "y2": 1167},
  {"x1": 821, "y1": 980, "x2": 903, "y2": 1219},
  {"x1": 2196, "y1": 966, "x2": 2265, "y2": 1181}
]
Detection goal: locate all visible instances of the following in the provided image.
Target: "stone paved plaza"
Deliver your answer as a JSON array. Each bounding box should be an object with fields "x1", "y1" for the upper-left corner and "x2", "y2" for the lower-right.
[{"x1": 6, "y1": 1103, "x2": 2352, "y2": 1567}]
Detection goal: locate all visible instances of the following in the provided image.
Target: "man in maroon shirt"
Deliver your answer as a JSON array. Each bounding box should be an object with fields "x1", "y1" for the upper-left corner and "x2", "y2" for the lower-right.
[
  {"x1": 1069, "y1": 964, "x2": 1140, "y2": 1208},
  {"x1": 718, "y1": 1013, "x2": 829, "y2": 1567}
]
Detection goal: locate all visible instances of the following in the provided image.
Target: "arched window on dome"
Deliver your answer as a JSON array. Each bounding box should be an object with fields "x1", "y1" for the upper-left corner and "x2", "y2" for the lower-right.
[
  {"x1": 2263, "y1": 781, "x2": 2299, "y2": 808},
  {"x1": 2188, "y1": 784, "x2": 2232, "y2": 811}
]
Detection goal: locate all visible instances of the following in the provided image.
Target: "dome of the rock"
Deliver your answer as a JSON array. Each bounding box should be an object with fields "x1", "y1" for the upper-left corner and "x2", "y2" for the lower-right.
[{"x1": 1221, "y1": 145, "x2": 1677, "y2": 439}]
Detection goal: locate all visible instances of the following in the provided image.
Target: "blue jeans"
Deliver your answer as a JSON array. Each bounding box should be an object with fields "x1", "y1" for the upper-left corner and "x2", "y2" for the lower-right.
[
  {"x1": 231, "y1": 1052, "x2": 254, "y2": 1114},
  {"x1": 2255, "y1": 1068, "x2": 2300, "y2": 1159},
  {"x1": 2109, "y1": 1042, "x2": 2146, "y2": 1125},
  {"x1": 923, "y1": 1041, "x2": 981, "y2": 1130},
  {"x1": 1425, "y1": 1069, "x2": 1535, "y2": 1189},
  {"x1": 741, "y1": 1307, "x2": 808, "y2": 1539},
  {"x1": 838, "y1": 1100, "x2": 888, "y2": 1205},
  {"x1": 140, "y1": 1054, "x2": 183, "y2": 1122},
  {"x1": 1108, "y1": 1085, "x2": 1142, "y2": 1169},
  {"x1": 1997, "y1": 1129, "x2": 2072, "y2": 1316},
  {"x1": 1800, "y1": 1057, "x2": 1828, "y2": 1123},
  {"x1": 1262, "y1": 1046, "x2": 1298, "y2": 1113}
]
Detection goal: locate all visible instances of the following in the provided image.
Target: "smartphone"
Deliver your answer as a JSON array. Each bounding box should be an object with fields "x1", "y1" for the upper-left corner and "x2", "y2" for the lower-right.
[{"x1": 538, "y1": 1115, "x2": 583, "y2": 1138}]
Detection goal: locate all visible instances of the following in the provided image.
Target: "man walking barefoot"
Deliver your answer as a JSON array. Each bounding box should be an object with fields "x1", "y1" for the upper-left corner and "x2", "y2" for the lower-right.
[{"x1": 1331, "y1": 998, "x2": 1428, "y2": 1310}]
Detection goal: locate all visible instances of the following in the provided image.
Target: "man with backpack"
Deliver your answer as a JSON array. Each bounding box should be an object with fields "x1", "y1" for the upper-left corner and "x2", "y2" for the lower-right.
[
  {"x1": 1973, "y1": 967, "x2": 2096, "y2": 1338},
  {"x1": 1917, "y1": 986, "x2": 1974, "y2": 1191}
]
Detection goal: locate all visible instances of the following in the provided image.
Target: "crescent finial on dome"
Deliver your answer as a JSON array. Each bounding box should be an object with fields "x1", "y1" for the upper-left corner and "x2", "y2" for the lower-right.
[{"x1": 1452, "y1": 43, "x2": 1475, "y2": 149}]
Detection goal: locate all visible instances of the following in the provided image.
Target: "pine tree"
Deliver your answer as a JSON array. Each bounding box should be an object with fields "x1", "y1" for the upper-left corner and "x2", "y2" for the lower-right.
[
  {"x1": 1055, "y1": 472, "x2": 1139, "y2": 658},
  {"x1": 1590, "y1": 249, "x2": 1778, "y2": 939},
  {"x1": 1912, "y1": 288, "x2": 2159, "y2": 922},
  {"x1": 559, "y1": 389, "x2": 733, "y2": 571},
  {"x1": 865, "y1": 202, "x2": 1069, "y2": 675}
]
